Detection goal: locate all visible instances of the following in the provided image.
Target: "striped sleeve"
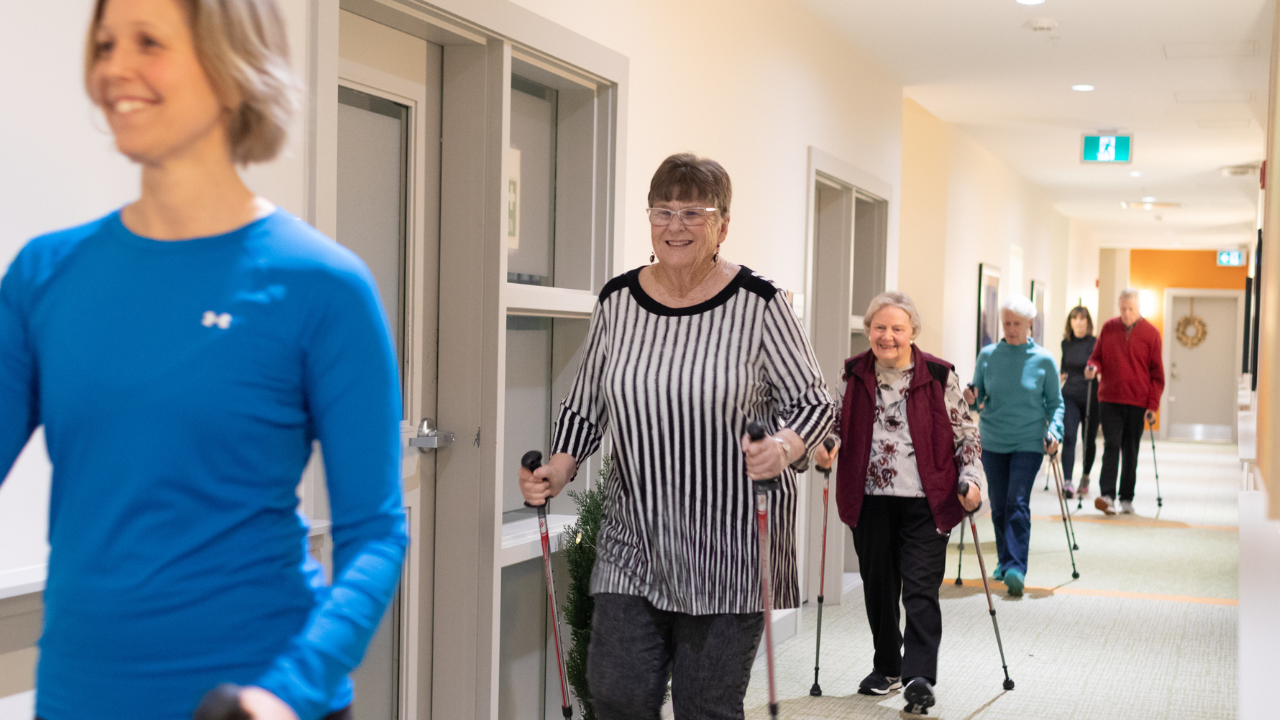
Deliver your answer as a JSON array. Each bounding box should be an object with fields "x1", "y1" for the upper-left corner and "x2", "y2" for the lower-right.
[
  {"x1": 760, "y1": 293, "x2": 835, "y2": 465},
  {"x1": 551, "y1": 302, "x2": 609, "y2": 465}
]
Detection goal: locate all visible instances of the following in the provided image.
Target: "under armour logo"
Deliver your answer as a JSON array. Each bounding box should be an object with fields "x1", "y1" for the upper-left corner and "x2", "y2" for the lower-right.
[{"x1": 202, "y1": 311, "x2": 232, "y2": 329}]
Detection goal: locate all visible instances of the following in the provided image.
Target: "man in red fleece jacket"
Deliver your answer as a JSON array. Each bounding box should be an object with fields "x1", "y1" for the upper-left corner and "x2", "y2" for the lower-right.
[{"x1": 1085, "y1": 288, "x2": 1165, "y2": 515}]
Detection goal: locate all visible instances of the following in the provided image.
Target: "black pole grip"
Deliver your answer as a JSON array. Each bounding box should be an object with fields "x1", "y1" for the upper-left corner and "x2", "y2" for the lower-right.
[
  {"x1": 957, "y1": 479, "x2": 982, "y2": 514},
  {"x1": 193, "y1": 684, "x2": 249, "y2": 720},
  {"x1": 522, "y1": 450, "x2": 548, "y2": 509},
  {"x1": 747, "y1": 420, "x2": 767, "y2": 442},
  {"x1": 815, "y1": 436, "x2": 837, "y2": 474}
]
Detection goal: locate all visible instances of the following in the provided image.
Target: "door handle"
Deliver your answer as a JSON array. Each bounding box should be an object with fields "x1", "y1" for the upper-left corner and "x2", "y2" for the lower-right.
[{"x1": 409, "y1": 418, "x2": 454, "y2": 452}]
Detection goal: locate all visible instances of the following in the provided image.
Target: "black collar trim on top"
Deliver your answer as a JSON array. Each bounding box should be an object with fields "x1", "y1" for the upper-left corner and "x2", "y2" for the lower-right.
[{"x1": 626, "y1": 264, "x2": 759, "y2": 317}]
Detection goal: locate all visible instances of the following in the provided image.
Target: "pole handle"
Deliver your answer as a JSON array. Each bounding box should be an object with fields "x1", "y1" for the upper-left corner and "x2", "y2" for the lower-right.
[
  {"x1": 193, "y1": 684, "x2": 250, "y2": 720},
  {"x1": 522, "y1": 450, "x2": 549, "y2": 510},
  {"x1": 957, "y1": 479, "x2": 982, "y2": 514},
  {"x1": 746, "y1": 421, "x2": 780, "y2": 492},
  {"x1": 814, "y1": 436, "x2": 837, "y2": 474}
]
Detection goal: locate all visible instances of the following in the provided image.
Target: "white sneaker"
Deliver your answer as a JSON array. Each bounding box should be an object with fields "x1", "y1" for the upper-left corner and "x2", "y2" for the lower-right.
[
  {"x1": 1095, "y1": 496, "x2": 1117, "y2": 515},
  {"x1": 1120, "y1": 500, "x2": 1134, "y2": 514}
]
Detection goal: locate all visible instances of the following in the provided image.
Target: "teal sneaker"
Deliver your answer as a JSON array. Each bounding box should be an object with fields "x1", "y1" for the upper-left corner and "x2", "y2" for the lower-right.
[
  {"x1": 1004, "y1": 569, "x2": 1025, "y2": 596},
  {"x1": 991, "y1": 564, "x2": 1004, "y2": 582}
]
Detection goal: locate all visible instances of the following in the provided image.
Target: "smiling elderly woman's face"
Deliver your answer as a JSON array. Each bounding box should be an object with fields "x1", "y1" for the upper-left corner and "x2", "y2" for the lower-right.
[
  {"x1": 868, "y1": 306, "x2": 914, "y2": 367},
  {"x1": 649, "y1": 197, "x2": 727, "y2": 272}
]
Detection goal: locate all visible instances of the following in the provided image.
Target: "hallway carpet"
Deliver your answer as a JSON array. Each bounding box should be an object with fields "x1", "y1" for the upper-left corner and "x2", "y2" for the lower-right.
[{"x1": 744, "y1": 441, "x2": 1239, "y2": 720}]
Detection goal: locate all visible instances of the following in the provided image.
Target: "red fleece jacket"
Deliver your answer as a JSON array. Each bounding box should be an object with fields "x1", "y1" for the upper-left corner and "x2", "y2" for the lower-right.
[{"x1": 1086, "y1": 316, "x2": 1165, "y2": 411}]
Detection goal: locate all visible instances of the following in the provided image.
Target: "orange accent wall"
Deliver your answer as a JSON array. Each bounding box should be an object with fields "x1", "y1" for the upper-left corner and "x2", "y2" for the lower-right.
[
  {"x1": 1129, "y1": 249, "x2": 1248, "y2": 343},
  {"x1": 1127, "y1": 250, "x2": 1247, "y2": 431}
]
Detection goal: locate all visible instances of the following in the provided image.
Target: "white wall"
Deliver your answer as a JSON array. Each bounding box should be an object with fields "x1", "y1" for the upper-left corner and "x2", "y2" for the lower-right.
[{"x1": 504, "y1": 0, "x2": 905, "y2": 296}]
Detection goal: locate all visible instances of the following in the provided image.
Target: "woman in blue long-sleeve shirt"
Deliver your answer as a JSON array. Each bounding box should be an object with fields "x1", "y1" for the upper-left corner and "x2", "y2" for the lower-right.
[
  {"x1": 964, "y1": 295, "x2": 1064, "y2": 596},
  {"x1": 0, "y1": 1, "x2": 405, "y2": 718}
]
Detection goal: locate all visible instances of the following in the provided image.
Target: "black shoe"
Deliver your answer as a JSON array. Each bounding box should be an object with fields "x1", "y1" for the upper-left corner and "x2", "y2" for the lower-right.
[
  {"x1": 857, "y1": 669, "x2": 902, "y2": 696},
  {"x1": 903, "y1": 677, "x2": 936, "y2": 715}
]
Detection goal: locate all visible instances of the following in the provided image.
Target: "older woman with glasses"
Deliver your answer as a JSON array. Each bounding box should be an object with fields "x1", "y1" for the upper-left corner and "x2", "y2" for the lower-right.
[
  {"x1": 814, "y1": 292, "x2": 983, "y2": 715},
  {"x1": 963, "y1": 295, "x2": 1063, "y2": 596},
  {"x1": 519, "y1": 153, "x2": 833, "y2": 719}
]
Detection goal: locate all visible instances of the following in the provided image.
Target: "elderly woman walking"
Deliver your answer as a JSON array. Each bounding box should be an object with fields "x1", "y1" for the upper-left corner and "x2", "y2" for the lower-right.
[
  {"x1": 964, "y1": 296, "x2": 1064, "y2": 596},
  {"x1": 519, "y1": 153, "x2": 834, "y2": 719},
  {"x1": 814, "y1": 291, "x2": 983, "y2": 715}
]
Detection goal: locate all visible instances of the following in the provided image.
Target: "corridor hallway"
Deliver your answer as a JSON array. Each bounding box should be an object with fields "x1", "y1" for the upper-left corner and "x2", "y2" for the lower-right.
[{"x1": 745, "y1": 440, "x2": 1239, "y2": 720}]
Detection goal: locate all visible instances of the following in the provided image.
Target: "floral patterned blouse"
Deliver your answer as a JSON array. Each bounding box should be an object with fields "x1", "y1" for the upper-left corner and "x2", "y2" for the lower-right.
[{"x1": 837, "y1": 362, "x2": 984, "y2": 497}]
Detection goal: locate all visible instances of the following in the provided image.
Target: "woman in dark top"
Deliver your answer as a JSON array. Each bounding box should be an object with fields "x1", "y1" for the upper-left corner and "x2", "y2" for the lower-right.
[{"x1": 1059, "y1": 306, "x2": 1100, "y2": 498}]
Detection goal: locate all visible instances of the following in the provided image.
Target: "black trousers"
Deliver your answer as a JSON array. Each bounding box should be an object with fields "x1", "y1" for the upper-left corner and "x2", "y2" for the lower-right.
[
  {"x1": 1098, "y1": 401, "x2": 1147, "y2": 501},
  {"x1": 851, "y1": 495, "x2": 949, "y2": 684},
  {"x1": 587, "y1": 593, "x2": 765, "y2": 720},
  {"x1": 40, "y1": 708, "x2": 352, "y2": 720},
  {"x1": 1061, "y1": 392, "x2": 1100, "y2": 481}
]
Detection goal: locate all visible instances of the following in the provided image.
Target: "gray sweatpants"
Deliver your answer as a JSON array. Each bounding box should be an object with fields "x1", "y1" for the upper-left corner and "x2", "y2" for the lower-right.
[{"x1": 586, "y1": 593, "x2": 766, "y2": 720}]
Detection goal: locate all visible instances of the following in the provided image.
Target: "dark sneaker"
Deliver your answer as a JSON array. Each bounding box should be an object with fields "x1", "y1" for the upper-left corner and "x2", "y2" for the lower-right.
[
  {"x1": 1078, "y1": 475, "x2": 1091, "y2": 497},
  {"x1": 903, "y1": 677, "x2": 936, "y2": 715},
  {"x1": 1004, "y1": 568, "x2": 1025, "y2": 596},
  {"x1": 1095, "y1": 495, "x2": 1116, "y2": 515},
  {"x1": 1062, "y1": 480, "x2": 1075, "y2": 499},
  {"x1": 857, "y1": 669, "x2": 902, "y2": 696}
]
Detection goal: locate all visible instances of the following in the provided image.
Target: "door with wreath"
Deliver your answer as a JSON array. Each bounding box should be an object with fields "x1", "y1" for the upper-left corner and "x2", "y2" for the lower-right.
[{"x1": 1164, "y1": 294, "x2": 1240, "y2": 442}]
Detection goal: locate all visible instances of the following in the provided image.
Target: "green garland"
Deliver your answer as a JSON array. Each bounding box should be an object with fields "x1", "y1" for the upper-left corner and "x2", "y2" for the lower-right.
[{"x1": 561, "y1": 456, "x2": 610, "y2": 720}]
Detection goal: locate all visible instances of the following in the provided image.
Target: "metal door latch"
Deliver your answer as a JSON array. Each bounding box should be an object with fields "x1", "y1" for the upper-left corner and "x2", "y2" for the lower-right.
[{"x1": 410, "y1": 418, "x2": 454, "y2": 452}]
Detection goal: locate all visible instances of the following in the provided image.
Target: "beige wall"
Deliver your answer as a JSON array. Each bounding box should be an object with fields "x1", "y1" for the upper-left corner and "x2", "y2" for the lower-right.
[
  {"x1": 506, "y1": 0, "x2": 905, "y2": 294},
  {"x1": 898, "y1": 99, "x2": 1071, "y2": 381}
]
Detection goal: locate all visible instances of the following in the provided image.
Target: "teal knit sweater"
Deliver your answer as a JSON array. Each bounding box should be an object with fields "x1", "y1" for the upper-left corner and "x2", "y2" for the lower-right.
[{"x1": 971, "y1": 339, "x2": 1064, "y2": 454}]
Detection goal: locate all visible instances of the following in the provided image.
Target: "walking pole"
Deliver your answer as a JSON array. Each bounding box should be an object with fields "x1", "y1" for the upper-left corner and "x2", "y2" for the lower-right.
[
  {"x1": 1048, "y1": 452, "x2": 1080, "y2": 579},
  {"x1": 1051, "y1": 452, "x2": 1080, "y2": 552},
  {"x1": 1148, "y1": 423, "x2": 1164, "y2": 508},
  {"x1": 522, "y1": 451, "x2": 574, "y2": 719},
  {"x1": 1078, "y1": 378, "x2": 1093, "y2": 511},
  {"x1": 746, "y1": 421, "x2": 781, "y2": 720},
  {"x1": 956, "y1": 481, "x2": 1015, "y2": 692},
  {"x1": 193, "y1": 684, "x2": 250, "y2": 720},
  {"x1": 810, "y1": 436, "x2": 838, "y2": 698}
]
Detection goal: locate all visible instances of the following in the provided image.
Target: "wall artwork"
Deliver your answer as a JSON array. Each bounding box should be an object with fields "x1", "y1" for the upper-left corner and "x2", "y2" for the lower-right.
[
  {"x1": 1031, "y1": 279, "x2": 1047, "y2": 346},
  {"x1": 977, "y1": 263, "x2": 1001, "y2": 355}
]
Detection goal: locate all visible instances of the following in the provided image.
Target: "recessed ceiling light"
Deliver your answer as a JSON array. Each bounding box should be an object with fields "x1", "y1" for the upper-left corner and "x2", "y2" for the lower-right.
[
  {"x1": 1017, "y1": 0, "x2": 1046, "y2": 4},
  {"x1": 1073, "y1": 84, "x2": 1095, "y2": 92},
  {"x1": 1130, "y1": 171, "x2": 1142, "y2": 177},
  {"x1": 1121, "y1": 201, "x2": 1181, "y2": 210},
  {"x1": 1142, "y1": 196, "x2": 1156, "y2": 201}
]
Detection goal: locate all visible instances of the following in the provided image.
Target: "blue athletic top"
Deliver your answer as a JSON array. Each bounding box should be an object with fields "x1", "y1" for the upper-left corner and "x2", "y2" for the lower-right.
[
  {"x1": 970, "y1": 338, "x2": 1064, "y2": 454},
  {"x1": 0, "y1": 209, "x2": 407, "y2": 720}
]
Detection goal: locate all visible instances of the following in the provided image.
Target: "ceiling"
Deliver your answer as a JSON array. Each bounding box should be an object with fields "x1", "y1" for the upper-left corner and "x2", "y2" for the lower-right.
[{"x1": 795, "y1": 0, "x2": 1274, "y2": 250}]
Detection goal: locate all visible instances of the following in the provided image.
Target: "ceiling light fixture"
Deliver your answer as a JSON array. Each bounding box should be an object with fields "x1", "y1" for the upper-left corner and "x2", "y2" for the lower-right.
[
  {"x1": 1142, "y1": 196, "x2": 1156, "y2": 202},
  {"x1": 1017, "y1": 0, "x2": 1046, "y2": 4},
  {"x1": 1121, "y1": 201, "x2": 1181, "y2": 210},
  {"x1": 1130, "y1": 171, "x2": 1142, "y2": 177},
  {"x1": 1072, "y1": 84, "x2": 1094, "y2": 92}
]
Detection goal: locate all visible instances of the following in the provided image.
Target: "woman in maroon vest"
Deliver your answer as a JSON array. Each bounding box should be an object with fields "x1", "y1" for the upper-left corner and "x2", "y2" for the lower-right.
[{"x1": 814, "y1": 291, "x2": 983, "y2": 714}]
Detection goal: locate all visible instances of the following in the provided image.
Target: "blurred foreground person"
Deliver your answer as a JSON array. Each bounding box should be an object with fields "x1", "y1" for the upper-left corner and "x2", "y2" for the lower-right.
[
  {"x1": 0, "y1": 1, "x2": 406, "y2": 718},
  {"x1": 965, "y1": 296, "x2": 1063, "y2": 596},
  {"x1": 816, "y1": 291, "x2": 983, "y2": 714},
  {"x1": 520, "y1": 153, "x2": 834, "y2": 720}
]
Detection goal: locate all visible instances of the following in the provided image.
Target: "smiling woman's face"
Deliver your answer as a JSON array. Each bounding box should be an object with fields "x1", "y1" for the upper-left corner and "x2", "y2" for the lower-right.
[
  {"x1": 868, "y1": 306, "x2": 914, "y2": 367},
  {"x1": 650, "y1": 197, "x2": 727, "y2": 272},
  {"x1": 88, "y1": 0, "x2": 229, "y2": 165}
]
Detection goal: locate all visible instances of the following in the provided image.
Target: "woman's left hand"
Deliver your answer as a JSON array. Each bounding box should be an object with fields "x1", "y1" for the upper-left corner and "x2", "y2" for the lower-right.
[
  {"x1": 1045, "y1": 438, "x2": 1060, "y2": 456},
  {"x1": 741, "y1": 430, "x2": 795, "y2": 481},
  {"x1": 239, "y1": 687, "x2": 300, "y2": 720},
  {"x1": 959, "y1": 481, "x2": 982, "y2": 512}
]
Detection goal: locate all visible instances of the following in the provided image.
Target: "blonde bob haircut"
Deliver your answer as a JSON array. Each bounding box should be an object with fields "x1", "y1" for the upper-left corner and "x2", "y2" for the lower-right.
[
  {"x1": 85, "y1": 0, "x2": 301, "y2": 165},
  {"x1": 863, "y1": 291, "x2": 922, "y2": 340}
]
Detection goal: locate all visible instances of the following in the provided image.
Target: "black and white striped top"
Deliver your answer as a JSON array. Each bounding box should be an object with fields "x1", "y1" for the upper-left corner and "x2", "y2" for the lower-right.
[{"x1": 551, "y1": 265, "x2": 834, "y2": 614}]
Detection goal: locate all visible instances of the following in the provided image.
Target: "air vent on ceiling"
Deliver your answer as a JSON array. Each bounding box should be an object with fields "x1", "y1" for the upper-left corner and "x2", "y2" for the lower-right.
[
  {"x1": 1176, "y1": 90, "x2": 1254, "y2": 103},
  {"x1": 1221, "y1": 164, "x2": 1260, "y2": 177},
  {"x1": 1121, "y1": 201, "x2": 1181, "y2": 210},
  {"x1": 1024, "y1": 18, "x2": 1058, "y2": 32},
  {"x1": 1163, "y1": 42, "x2": 1255, "y2": 59},
  {"x1": 1199, "y1": 119, "x2": 1250, "y2": 129}
]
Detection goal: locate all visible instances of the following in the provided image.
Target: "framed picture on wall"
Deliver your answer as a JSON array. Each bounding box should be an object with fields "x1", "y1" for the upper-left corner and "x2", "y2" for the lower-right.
[
  {"x1": 1031, "y1": 279, "x2": 1047, "y2": 346},
  {"x1": 977, "y1": 263, "x2": 1001, "y2": 355}
]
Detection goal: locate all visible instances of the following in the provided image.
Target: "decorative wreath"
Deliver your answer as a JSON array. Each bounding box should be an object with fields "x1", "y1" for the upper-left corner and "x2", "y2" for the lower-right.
[{"x1": 1176, "y1": 299, "x2": 1207, "y2": 349}]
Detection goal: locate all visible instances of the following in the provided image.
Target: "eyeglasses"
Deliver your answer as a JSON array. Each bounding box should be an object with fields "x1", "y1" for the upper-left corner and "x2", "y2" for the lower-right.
[{"x1": 645, "y1": 207, "x2": 719, "y2": 226}]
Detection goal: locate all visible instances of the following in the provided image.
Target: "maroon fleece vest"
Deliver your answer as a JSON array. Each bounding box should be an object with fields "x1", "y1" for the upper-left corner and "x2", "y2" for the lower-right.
[{"x1": 835, "y1": 345, "x2": 965, "y2": 533}]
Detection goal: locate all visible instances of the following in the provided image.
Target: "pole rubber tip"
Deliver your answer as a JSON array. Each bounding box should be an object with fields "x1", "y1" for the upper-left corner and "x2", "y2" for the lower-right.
[
  {"x1": 1003, "y1": 678, "x2": 1016, "y2": 691},
  {"x1": 809, "y1": 684, "x2": 822, "y2": 697}
]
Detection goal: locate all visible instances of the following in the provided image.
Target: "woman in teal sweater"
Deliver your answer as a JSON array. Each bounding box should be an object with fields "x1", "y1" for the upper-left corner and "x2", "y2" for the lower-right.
[{"x1": 963, "y1": 295, "x2": 1064, "y2": 595}]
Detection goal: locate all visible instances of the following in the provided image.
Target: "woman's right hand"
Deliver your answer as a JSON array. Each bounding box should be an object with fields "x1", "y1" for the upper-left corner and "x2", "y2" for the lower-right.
[
  {"x1": 1084, "y1": 364, "x2": 1099, "y2": 380},
  {"x1": 519, "y1": 453, "x2": 576, "y2": 506},
  {"x1": 962, "y1": 386, "x2": 977, "y2": 406},
  {"x1": 814, "y1": 438, "x2": 840, "y2": 470}
]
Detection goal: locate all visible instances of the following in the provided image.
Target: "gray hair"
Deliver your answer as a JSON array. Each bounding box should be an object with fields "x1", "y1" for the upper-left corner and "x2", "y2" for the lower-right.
[
  {"x1": 863, "y1": 291, "x2": 922, "y2": 339},
  {"x1": 1000, "y1": 294, "x2": 1037, "y2": 321},
  {"x1": 1119, "y1": 287, "x2": 1140, "y2": 302}
]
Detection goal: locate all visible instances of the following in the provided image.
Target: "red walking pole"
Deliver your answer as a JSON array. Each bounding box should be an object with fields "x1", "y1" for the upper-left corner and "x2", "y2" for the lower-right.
[
  {"x1": 522, "y1": 451, "x2": 573, "y2": 719},
  {"x1": 746, "y1": 422, "x2": 780, "y2": 720}
]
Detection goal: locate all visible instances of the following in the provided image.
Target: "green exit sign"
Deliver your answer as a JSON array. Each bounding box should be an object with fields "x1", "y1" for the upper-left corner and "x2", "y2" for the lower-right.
[
  {"x1": 1083, "y1": 135, "x2": 1132, "y2": 163},
  {"x1": 1218, "y1": 250, "x2": 1245, "y2": 267}
]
